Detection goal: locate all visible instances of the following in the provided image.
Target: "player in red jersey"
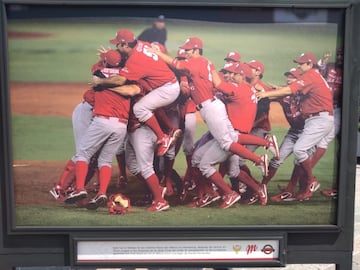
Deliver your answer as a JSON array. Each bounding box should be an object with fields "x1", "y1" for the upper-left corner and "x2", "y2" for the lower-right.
[
  {"x1": 92, "y1": 29, "x2": 180, "y2": 157},
  {"x1": 50, "y1": 50, "x2": 122, "y2": 201},
  {"x1": 257, "y1": 52, "x2": 334, "y2": 201},
  {"x1": 190, "y1": 62, "x2": 270, "y2": 207},
  {"x1": 150, "y1": 37, "x2": 269, "y2": 177},
  {"x1": 64, "y1": 53, "x2": 132, "y2": 209},
  {"x1": 317, "y1": 49, "x2": 343, "y2": 199},
  {"x1": 103, "y1": 81, "x2": 171, "y2": 212}
]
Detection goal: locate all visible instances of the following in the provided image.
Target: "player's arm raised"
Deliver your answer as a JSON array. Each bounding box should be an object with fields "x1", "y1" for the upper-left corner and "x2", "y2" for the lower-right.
[{"x1": 149, "y1": 45, "x2": 182, "y2": 69}]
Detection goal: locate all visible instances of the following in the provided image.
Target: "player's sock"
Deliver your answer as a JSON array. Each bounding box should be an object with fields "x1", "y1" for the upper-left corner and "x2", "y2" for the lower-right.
[
  {"x1": 207, "y1": 171, "x2": 233, "y2": 195},
  {"x1": 286, "y1": 164, "x2": 302, "y2": 192},
  {"x1": 59, "y1": 159, "x2": 76, "y2": 189},
  {"x1": 155, "y1": 108, "x2": 175, "y2": 133},
  {"x1": 261, "y1": 166, "x2": 277, "y2": 185},
  {"x1": 145, "y1": 173, "x2": 163, "y2": 202},
  {"x1": 300, "y1": 158, "x2": 314, "y2": 185},
  {"x1": 237, "y1": 170, "x2": 260, "y2": 191},
  {"x1": 229, "y1": 142, "x2": 262, "y2": 164},
  {"x1": 75, "y1": 160, "x2": 89, "y2": 190},
  {"x1": 183, "y1": 154, "x2": 193, "y2": 181},
  {"x1": 144, "y1": 114, "x2": 165, "y2": 140},
  {"x1": 98, "y1": 166, "x2": 112, "y2": 194},
  {"x1": 311, "y1": 147, "x2": 327, "y2": 168},
  {"x1": 237, "y1": 133, "x2": 267, "y2": 146},
  {"x1": 240, "y1": 164, "x2": 252, "y2": 176},
  {"x1": 116, "y1": 153, "x2": 128, "y2": 181}
]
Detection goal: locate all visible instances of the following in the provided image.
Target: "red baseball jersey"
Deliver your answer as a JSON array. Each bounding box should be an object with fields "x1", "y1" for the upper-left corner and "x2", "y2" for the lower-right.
[
  {"x1": 82, "y1": 89, "x2": 95, "y2": 106},
  {"x1": 289, "y1": 68, "x2": 333, "y2": 115},
  {"x1": 93, "y1": 67, "x2": 131, "y2": 120},
  {"x1": 83, "y1": 60, "x2": 107, "y2": 106},
  {"x1": 320, "y1": 63, "x2": 343, "y2": 107},
  {"x1": 173, "y1": 56, "x2": 217, "y2": 105},
  {"x1": 217, "y1": 80, "x2": 257, "y2": 133},
  {"x1": 120, "y1": 41, "x2": 176, "y2": 90}
]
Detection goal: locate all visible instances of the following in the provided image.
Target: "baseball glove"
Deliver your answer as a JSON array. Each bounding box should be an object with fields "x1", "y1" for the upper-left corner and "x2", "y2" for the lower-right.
[{"x1": 107, "y1": 193, "x2": 131, "y2": 215}]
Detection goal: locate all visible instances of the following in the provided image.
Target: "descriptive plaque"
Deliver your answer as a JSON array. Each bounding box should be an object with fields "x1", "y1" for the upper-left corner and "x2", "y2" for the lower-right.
[{"x1": 75, "y1": 239, "x2": 280, "y2": 263}]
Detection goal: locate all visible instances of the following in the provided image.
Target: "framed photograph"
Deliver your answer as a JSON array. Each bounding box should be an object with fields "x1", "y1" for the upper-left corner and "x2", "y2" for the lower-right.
[{"x1": 0, "y1": 0, "x2": 359, "y2": 269}]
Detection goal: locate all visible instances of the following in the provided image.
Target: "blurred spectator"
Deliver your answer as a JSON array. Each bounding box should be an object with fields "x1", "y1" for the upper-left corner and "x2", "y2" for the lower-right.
[{"x1": 138, "y1": 15, "x2": 167, "y2": 48}]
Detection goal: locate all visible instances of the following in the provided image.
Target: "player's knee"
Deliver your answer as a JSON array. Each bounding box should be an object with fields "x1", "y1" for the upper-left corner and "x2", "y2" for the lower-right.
[{"x1": 198, "y1": 162, "x2": 216, "y2": 178}]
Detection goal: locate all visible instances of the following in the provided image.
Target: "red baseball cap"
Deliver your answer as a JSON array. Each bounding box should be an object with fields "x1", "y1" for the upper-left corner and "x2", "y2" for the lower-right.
[
  {"x1": 109, "y1": 29, "x2": 136, "y2": 45},
  {"x1": 293, "y1": 52, "x2": 317, "y2": 64},
  {"x1": 180, "y1": 37, "x2": 203, "y2": 50},
  {"x1": 224, "y1": 51, "x2": 241, "y2": 62},
  {"x1": 239, "y1": 63, "x2": 253, "y2": 78},
  {"x1": 247, "y1": 60, "x2": 265, "y2": 74},
  {"x1": 100, "y1": 50, "x2": 122, "y2": 67},
  {"x1": 284, "y1": 67, "x2": 300, "y2": 78},
  {"x1": 222, "y1": 62, "x2": 239, "y2": 73}
]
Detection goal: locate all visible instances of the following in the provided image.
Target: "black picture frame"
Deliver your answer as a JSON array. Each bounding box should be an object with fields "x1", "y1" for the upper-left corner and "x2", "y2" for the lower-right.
[{"x1": 0, "y1": 0, "x2": 359, "y2": 269}]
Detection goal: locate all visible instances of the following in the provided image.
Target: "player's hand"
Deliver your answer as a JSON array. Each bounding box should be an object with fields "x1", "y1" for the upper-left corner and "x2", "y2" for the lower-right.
[
  {"x1": 91, "y1": 75, "x2": 102, "y2": 86},
  {"x1": 256, "y1": 91, "x2": 267, "y2": 100},
  {"x1": 97, "y1": 45, "x2": 111, "y2": 56}
]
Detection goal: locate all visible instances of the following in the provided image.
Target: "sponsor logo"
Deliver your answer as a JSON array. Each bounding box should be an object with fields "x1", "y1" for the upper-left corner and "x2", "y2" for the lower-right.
[
  {"x1": 261, "y1": 244, "x2": 275, "y2": 255},
  {"x1": 232, "y1": 244, "x2": 241, "y2": 254},
  {"x1": 246, "y1": 244, "x2": 257, "y2": 255}
]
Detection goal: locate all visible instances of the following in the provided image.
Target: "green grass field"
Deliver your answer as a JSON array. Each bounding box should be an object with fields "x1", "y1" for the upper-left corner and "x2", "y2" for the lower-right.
[{"x1": 8, "y1": 17, "x2": 339, "y2": 227}]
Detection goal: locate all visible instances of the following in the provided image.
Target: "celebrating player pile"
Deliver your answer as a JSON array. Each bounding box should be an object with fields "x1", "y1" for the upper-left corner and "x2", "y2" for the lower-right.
[{"x1": 50, "y1": 27, "x2": 340, "y2": 212}]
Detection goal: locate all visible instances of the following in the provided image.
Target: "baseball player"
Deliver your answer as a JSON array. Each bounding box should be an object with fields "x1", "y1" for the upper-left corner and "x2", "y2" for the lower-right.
[
  {"x1": 98, "y1": 77, "x2": 173, "y2": 211},
  {"x1": 256, "y1": 52, "x2": 334, "y2": 201},
  {"x1": 92, "y1": 29, "x2": 180, "y2": 157},
  {"x1": 224, "y1": 51, "x2": 241, "y2": 63},
  {"x1": 50, "y1": 50, "x2": 122, "y2": 200},
  {"x1": 150, "y1": 37, "x2": 269, "y2": 176},
  {"x1": 64, "y1": 53, "x2": 131, "y2": 210},
  {"x1": 236, "y1": 60, "x2": 274, "y2": 180},
  {"x1": 258, "y1": 68, "x2": 306, "y2": 202},
  {"x1": 317, "y1": 49, "x2": 343, "y2": 199},
  {"x1": 191, "y1": 62, "x2": 269, "y2": 208}
]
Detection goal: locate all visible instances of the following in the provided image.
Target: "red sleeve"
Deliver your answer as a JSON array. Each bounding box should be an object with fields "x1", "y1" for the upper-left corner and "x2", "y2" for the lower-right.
[{"x1": 217, "y1": 81, "x2": 236, "y2": 96}]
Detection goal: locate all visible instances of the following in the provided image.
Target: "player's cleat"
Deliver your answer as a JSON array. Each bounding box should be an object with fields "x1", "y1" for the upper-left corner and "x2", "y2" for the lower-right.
[
  {"x1": 247, "y1": 195, "x2": 259, "y2": 205},
  {"x1": 64, "y1": 189, "x2": 88, "y2": 204},
  {"x1": 258, "y1": 184, "x2": 268, "y2": 206},
  {"x1": 270, "y1": 191, "x2": 295, "y2": 202},
  {"x1": 157, "y1": 134, "x2": 174, "y2": 156},
  {"x1": 159, "y1": 186, "x2": 167, "y2": 199},
  {"x1": 310, "y1": 178, "x2": 320, "y2": 192},
  {"x1": 198, "y1": 193, "x2": 221, "y2": 208},
  {"x1": 255, "y1": 154, "x2": 269, "y2": 176},
  {"x1": 219, "y1": 191, "x2": 241, "y2": 209},
  {"x1": 86, "y1": 194, "x2": 108, "y2": 210},
  {"x1": 171, "y1": 128, "x2": 183, "y2": 141},
  {"x1": 49, "y1": 184, "x2": 63, "y2": 200},
  {"x1": 147, "y1": 200, "x2": 170, "y2": 212},
  {"x1": 296, "y1": 178, "x2": 320, "y2": 201},
  {"x1": 321, "y1": 189, "x2": 338, "y2": 199},
  {"x1": 265, "y1": 134, "x2": 280, "y2": 160}
]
